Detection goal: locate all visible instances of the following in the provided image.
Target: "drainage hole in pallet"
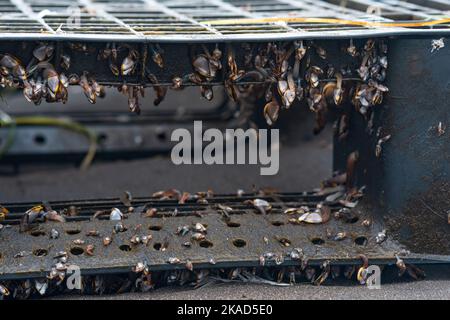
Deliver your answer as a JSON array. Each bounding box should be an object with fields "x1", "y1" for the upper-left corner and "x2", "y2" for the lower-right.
[
  {"x1": 232, "y1": 239, "x2": 247, "y2": 248},
  {"x1": 354, "y1": 236, "x2": 368, "y2": 246},
  {"x1": 311, "y1": 238, "x2": 325, "y2": 245},
  {"x1": 119, "y1": 244, "x2": 132, "y2": 252},
  {"x1": 226, "y1": 222, "x2": 240, "y2": 228},
  {"x1": 66, "y1": 229, "x2": 81, "y2": 235},
  {"x1": 70, "y1": 247, "x2": 84, "y2": 255},
  {"x1": 156, "y1": 131, "x2": 167, "y2": 142},
  {"x1": 97, "y1": 133, "x2": 108, "y2": 145},
  {"x1": 149, "y1": 225, "x2": 162, "y2": 231},
  {"x1": 199, "y1": 240, "x2": 213, "y2": 248},
  {"x1": 271, "y1": 221, "x2": 284, "y2": 226},
  {"x1": 34, "y1": 134, "x2": 46, "y2": 145},
  {"x1": 30, "y1": 230, "x2": 46, "y2": 237},
  {"x1": 33, "y1": 248, "x2": 48, "y2": 257}
]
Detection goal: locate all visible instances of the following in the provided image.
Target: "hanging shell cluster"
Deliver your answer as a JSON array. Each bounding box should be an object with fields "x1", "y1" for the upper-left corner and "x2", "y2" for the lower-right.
[
  {"x1": 220, "y1": 39, "x2": 389, "y2": 132},
  {"x1": 0, "y1": 252, "x2": 424, "y2": 299},
  {"x1": 1, "y1": 39, "x2": 388, "y2": 132},
  {"x1": 0, "y1": 44, "x2": 104, "y2": 105}
]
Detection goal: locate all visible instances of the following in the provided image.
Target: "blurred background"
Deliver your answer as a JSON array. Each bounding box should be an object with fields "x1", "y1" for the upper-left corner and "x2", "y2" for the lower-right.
[{"x1": 0, "y1": 86, "x2": 332, "y2": 203}]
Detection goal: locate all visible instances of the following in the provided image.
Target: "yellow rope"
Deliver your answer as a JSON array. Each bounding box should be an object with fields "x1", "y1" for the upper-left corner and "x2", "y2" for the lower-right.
[{"x1": 201, "y1": 17, "x2": 450, "y2": 28}]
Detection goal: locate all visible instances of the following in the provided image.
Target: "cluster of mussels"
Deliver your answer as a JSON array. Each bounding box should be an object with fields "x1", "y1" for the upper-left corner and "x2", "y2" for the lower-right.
[
  {"x1": 193, "y1": 38, "x2": 389, "y2": 132},
  {"x1": 0, "y1": 254, "x2": 425, "y2": 299},
  {"x1": 0, "y1": 43, "x2": 104, "y2": 105},
  {"x1": 1, "y1": 39, "x2": 388, "y2": 129},
  {"x1": 244, "y1": 38, "x2": 389, "y2": 132}
]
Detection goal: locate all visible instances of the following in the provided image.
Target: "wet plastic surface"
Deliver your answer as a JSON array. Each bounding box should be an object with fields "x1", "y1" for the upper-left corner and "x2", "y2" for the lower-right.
[{"x1": 0, "y1": 192, "x2": 405, "y2": 280}]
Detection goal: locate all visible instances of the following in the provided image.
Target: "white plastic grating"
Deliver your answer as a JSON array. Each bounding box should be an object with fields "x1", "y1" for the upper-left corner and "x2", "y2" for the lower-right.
[{"x1": 0, "y1": 0, "x2": 448, "y2": 41}]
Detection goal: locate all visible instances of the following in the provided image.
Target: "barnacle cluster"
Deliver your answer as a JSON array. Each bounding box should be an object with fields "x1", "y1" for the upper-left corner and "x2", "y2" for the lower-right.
[
  {"x1": 0, "y1": 44, "x2": 102, "y2": 105},
  {"x1": 1, "y1": 39, "x2": 388, "y2": 130},
  {"x1": 0, "y1": 254, "x2": 424, "y2": 299},
  {"x1": 221, "y1": 39, "x2": 389, "y2": 132}
]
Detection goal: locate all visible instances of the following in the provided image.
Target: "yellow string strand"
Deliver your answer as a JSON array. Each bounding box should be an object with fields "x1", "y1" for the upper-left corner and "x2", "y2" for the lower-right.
[{"x1": 201, "y1": 17, "x2": 450, "y2": 28}]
